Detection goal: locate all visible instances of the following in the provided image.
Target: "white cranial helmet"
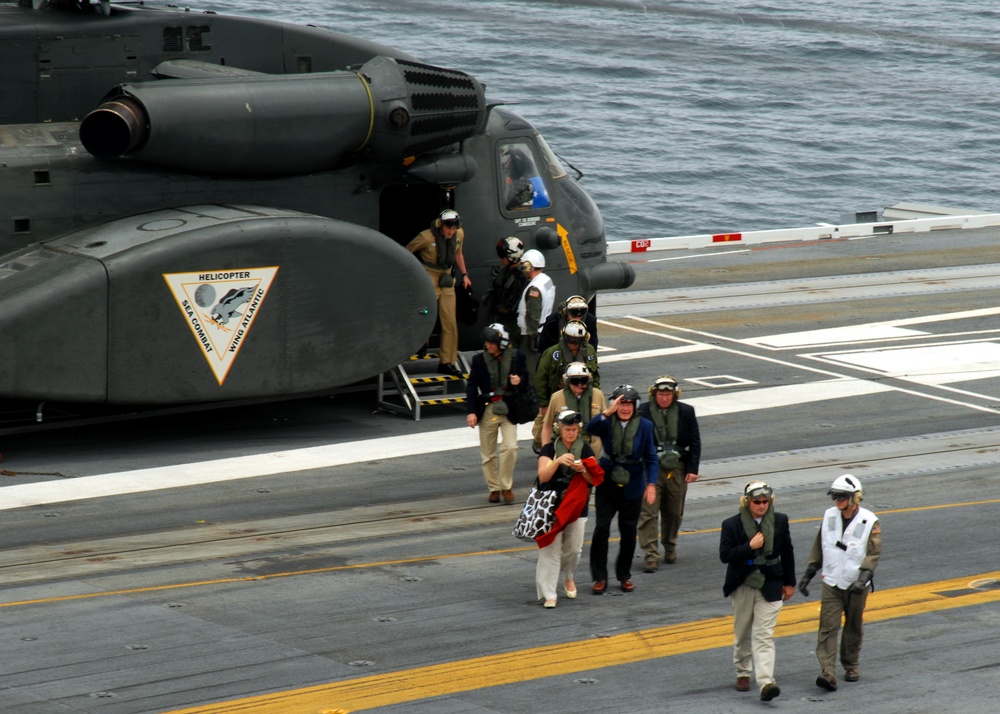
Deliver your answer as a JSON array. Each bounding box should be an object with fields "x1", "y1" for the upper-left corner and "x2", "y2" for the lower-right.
[
  {"x1": 828, "y1": 473, "x2": 862, "y2": 494},
  {"x1": 521, "y1": 249, "x2": 545, "y2": 271},
  {"x1": 562, "y1": 320, "x2": 587, "y2": 341},
  {"x1": 564, "y1": 361, "x2": 590, "y2": 380}
]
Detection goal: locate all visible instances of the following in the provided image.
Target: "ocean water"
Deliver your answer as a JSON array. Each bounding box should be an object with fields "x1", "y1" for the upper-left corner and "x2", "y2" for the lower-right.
[{"x1": 203, "y1": 0, "x2": 1000, "y2": 240}]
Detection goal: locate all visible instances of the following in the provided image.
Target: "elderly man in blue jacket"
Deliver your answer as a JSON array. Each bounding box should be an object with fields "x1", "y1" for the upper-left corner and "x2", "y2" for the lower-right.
[{"x1": 585, "y1": 384, "x2": 658, "y2": 594}]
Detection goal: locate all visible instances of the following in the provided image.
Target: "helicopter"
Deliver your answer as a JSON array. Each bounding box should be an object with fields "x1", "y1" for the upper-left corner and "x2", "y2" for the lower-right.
[{"x1": 0, "y1": 0, "x2": 635, "y2": 411}]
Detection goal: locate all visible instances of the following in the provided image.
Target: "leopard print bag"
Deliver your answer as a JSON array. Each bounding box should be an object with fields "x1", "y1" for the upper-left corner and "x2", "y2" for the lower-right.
[{"x1": 512, "y1": 485, "x2": 559, "y2": 541}]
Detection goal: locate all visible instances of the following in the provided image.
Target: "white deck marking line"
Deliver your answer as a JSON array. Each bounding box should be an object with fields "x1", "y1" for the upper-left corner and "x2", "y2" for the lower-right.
[
  {"x1": 4, "y1": 314, "x2": 999, "y2": 510},
  {"x1": 747, "y1": 305, "x2": 1000, "y2": 349},
  {"x1": 0, "y1": 426, "x2": 528, "y2": 511},
  {"x1": 613, "y1": 316, "x2": 1000, "y2": 415},
  {"x1": 749, "y1": 324, "x2": 927, "y2": 349},
  {"x1": 0, "y1": 384, "x2": 928, "y2": 511},
  {"x1": 597, "y1": 344, "x2": 711, "y2": 363},
  {"x1": 682, "y1": 379, "x2": 895, "y2": 417},
  {"x1": 805, "y1": 342, "x2": 1000, "y2": 403}
]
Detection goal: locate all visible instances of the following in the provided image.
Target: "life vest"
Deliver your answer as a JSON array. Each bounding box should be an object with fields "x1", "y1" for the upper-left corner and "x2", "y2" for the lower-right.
[
  {"x1": 486, "y1": 264, "x2": 527, "y2": 317},
  {"x1": 517, "y1": 272, "x2": 556, "y2": 333},
  {"x1": 415, "y1": 226, "x2": 460, "y2": 271},
  {"x1": 820, "y1": 505, "x2": 877, "y2": 589}
]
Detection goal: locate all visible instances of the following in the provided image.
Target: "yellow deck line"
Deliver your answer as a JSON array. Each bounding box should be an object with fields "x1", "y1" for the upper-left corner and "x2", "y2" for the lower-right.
[
  {"x1": 165, "y1": 571, "x2": 1000, "y2": 713},
  {"x1": 2, "y1": 500, "x2": 996, "y2": 611}
]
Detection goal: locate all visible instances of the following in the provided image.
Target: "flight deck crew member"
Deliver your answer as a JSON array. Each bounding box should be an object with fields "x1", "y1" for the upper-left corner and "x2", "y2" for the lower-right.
[
  {"x1": 798, "y1": 474, "x2": 881, "y2": 692},
  {"x1": 466, "y1": 323, "x2": 529, "y2": 504},
  {"x1": 540, "y1": 362, "x2": 606, "y2": 457},
  {"x1": 531, "y1": 319, "x2": 599, "y2": 453},
  {"x1": 637, "y1": 375, "x2": 701, "y2": 570},
  {"x1": 482, "y1": 236, "x2": 527, "y2": 341},
  {"x1": 516, "y1": 248, "x2": 556, "y2": 375},
  {"x1": 585, "y1": 385, "x2": 657, "y2": 594},
  {"x1": 720, "y1": 481, "x2": 796, "y2": 702},
  {"x1": 406, "y1": 208, "x2": 471, "y2": 377}
]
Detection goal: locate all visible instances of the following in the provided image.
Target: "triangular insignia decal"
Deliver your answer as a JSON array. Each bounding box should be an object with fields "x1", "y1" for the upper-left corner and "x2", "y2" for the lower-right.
[{"x1": 163, "y1": 267, "x2": 279, "y2": 385}]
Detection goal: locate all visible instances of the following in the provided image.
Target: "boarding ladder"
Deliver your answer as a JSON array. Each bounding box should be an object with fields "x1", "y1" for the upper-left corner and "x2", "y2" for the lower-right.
[{"x1": 377, "y1": 350, "x2": 471, "y2": 421}]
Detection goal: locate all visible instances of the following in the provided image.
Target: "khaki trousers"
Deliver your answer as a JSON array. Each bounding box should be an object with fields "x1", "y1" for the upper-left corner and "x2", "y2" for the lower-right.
[
  {"x1": 817, "y1": 582, "x2": 868, "y2": 673},
  {"x1": 637, "y1": 469, "x2": 687, "y2": 558},
  {"x1": 729, "y1": 583, "x2": 783, "y2": 690},
  {"x1": 435, "y1": 284, "x2": 458, "y2": 364},
  {"x1": 535, "y1": 517, "x2": 586, "y2": 600},
  {"x1": 531, "y1": 409, "x2": 546, "y2": 449},
  {"x1": 478, "y1": 403, "x2": 518, "y2": 492}
]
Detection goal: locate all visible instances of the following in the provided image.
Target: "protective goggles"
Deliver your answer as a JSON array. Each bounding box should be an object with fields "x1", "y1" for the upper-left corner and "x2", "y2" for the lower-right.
[
  {"x1": 744, "y1": 481, "x2": 772, "y2": 499},
  {"x1": 556, "y1": 412, "x2": 582, "y2": 425}
]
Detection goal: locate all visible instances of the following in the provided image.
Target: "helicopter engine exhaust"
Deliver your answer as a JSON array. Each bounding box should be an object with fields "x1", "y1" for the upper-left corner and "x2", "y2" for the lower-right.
[
  {"x1": 584, "y1": 260, "x2": 636, "y2": 293},
  {"x1": 79, "y1": 56, "x2": 486, "y2": 176}
]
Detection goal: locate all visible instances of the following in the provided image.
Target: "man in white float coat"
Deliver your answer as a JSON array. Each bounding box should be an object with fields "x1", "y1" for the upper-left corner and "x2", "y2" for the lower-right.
[{"x1": 798, "y1": 474, "x2": 882, "y2": 692}]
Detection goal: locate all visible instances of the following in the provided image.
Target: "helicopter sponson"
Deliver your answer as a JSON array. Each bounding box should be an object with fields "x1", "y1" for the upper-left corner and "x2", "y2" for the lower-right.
[
  {"x1": 79, "y1": 55, "x2": 486, "y2": 176},
  {"x1": 0, "y1": 205, "x2": 437, "y2": 404}
]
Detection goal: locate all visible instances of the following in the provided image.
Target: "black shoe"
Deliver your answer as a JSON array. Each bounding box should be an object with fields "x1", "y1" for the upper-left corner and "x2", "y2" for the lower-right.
[
  {"x1": 436, "y1": 363, "x2": 462, "y2": 377},
  {"x1": 816, "y1": 672, "x2": 838, "y2": 691}
]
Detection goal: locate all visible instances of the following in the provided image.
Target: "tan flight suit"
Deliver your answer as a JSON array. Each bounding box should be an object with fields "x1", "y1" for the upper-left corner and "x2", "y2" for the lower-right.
[
  {"x1": 542, "y1": 387, "x2": 607, "y2": 457},
  {"x1": 406, "y1": 226, "x2": 465, "y2": 365}
]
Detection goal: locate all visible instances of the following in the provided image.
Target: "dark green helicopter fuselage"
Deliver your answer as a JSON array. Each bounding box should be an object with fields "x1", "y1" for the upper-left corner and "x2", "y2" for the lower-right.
[{"x1": 0, "y1": 1, "x2": 632, "y2": 406}]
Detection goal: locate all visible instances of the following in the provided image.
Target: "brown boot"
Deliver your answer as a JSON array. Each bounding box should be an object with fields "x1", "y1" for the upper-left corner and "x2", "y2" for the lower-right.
[
  {"x1": 488, "y1": 491, "x2": 500, "y2": 503},
  {"x1": 501, "y1": 489, "x2": 515, "y2": 503}
]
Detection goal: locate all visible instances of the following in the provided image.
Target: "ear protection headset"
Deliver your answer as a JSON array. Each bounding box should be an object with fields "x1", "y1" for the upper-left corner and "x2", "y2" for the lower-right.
[{"x1": 740, "y1": 480, "x2": 774, "y2": 509}]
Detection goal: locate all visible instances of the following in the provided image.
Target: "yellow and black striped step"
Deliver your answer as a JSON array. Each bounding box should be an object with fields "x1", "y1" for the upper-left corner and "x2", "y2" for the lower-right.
[{"x1": 410, "y1": 375, "x2": 467, "y2": 384}]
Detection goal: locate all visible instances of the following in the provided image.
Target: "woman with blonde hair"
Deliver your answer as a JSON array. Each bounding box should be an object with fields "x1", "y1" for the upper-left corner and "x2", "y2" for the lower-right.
[{"x1": 535, "y1": 408, "x2": 599, "y2": 608}]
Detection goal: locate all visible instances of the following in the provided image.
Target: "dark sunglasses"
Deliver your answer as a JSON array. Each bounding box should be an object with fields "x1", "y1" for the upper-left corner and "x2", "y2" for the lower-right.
[
  {"x1": 830, "y1": 492, "x2": 851, "y2": 501},
  {"x1": 567, "y1": 377, "x2": 589, "y2": 386},
  {"x1": 750, "y1": 498, "x2": 770, "y2": 505},
  {"x1": 441, "y1": 220, "x2": 460, "y2": 228}
]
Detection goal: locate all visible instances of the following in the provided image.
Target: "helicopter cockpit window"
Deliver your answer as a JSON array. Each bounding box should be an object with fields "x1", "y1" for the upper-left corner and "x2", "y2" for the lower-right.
[
  {"x1": 534, "y1": 133, "x2": 568, "y2": 180},
  {"x1": 498, "y1": 141, "x2": 551, "y2": 211}
]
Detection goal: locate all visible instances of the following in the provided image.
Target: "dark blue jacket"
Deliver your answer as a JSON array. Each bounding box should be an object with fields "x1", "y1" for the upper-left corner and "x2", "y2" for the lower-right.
[
  {"x1": 638, "y1": 400, "x2": 702, "y2": 474},
  {"x1": 585, "y1": 413, "x2": 658, "y2": 500},
  {"x1": 720, "y1": 510, "x2": 796, "y2": 602},
  {"x1": 466, "y1": 348, "x2": 529, "y2": 420}
]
